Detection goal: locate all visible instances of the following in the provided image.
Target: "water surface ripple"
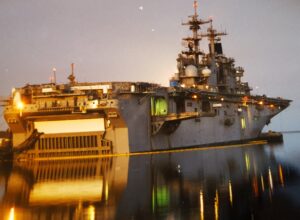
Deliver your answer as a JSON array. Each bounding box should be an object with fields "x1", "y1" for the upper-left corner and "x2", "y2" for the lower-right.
[{"x1": 1, "y1": 133, "x2": 300, "y2": 220}]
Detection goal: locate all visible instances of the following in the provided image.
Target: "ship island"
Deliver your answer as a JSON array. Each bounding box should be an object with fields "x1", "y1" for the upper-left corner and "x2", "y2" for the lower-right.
[{"x1": 1, "y1": 2, "x2": 291, "y2": 159}]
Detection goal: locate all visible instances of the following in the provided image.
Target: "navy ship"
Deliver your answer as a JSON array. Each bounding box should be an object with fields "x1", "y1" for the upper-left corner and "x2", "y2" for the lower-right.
[{"x1": 2, "y1": 1, "x2": 291, "y2": 159}]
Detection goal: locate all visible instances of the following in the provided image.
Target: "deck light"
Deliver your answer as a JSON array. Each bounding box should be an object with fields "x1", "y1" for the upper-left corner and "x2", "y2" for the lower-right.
[
  {"x1": 17, "y1": 101, "x2": 24, "y2": 117},
  {"x1": 17, "y1": 101, "x2": 24, "y2": 110}
]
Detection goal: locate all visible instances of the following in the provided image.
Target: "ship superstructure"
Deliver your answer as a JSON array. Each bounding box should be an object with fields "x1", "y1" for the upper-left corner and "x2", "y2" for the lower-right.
[{"x1": 2, "y1": 1, "x2": 290, "y2": 159}]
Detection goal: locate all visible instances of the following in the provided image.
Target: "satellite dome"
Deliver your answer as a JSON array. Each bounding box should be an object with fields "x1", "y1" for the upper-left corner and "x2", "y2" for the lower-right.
[
  {"x1": 202, "y1": 67, "x2": 212, "y2": 77},
  {"x1": 185, "y1": 65, "x2": 198, "y2": 77}
]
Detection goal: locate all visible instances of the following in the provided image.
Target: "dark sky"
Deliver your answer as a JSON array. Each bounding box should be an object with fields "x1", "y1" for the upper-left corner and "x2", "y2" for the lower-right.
[{"x1": 0, "y1": 0, "x2": 299, "y2": 131}]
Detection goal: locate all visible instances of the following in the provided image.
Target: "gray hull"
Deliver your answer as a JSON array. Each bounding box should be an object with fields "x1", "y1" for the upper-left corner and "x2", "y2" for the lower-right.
[{"x1": 118, "y1": 93, "x2": 281, "y2": 153}]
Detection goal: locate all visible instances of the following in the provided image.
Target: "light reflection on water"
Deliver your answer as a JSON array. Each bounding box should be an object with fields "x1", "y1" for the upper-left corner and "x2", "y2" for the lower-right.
[{"x1": 1, "y1": 133, "x2": 300, "y2": 219}]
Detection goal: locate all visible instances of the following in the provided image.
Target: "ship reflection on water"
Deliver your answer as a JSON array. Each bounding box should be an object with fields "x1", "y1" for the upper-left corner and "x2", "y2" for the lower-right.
[
  {"x1": 0, "y1": 157, "x2": 129, "y2": 219},
  {"x1": 1, "y1": 135, "x2": 300, "y2": 219}
]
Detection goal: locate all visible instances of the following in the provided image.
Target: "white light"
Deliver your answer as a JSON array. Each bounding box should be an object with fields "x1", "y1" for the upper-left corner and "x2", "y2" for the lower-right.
[
  {"x1": 17, "y1": 101, "x2": 24, "y2": 110},
  {"x1": 200, "y1": 190, "x2": 204, "y2": 220},
  {"x1": 130, "y1": 85, "x2": 136, "y2": 92},
  {"x1": 88, "y1": 205, "x2": 95, "y2": 220},
  {"x1": 212, "y1": 103, "x2": 222, "y2": 108},
  {"x1": 268, "y1": 168, "x2": 273, "y2": 191},
  {"x1": 229, "y1": 181, "x2": 233, "y2": 205},
  {"x1": 139, "y1": 6, "x2": 143, "y2": 11},
  {"x1": 29, "y1": 179, "x2": 103, "y2": 204},
  {"x1": 261, "y1": 175, "x2": 265, "y2": 192},
  {"x1": 87, "y1": 99, "x2": 99, "y2": 109},
  {"x1": 105, "y1": 181, "x2": 109, "y2": 201},
  {"x1": 9, "y1": 207, "x2": 14, "y2": 220},
  {"x1": 214, "y1": 190, "x2": 219, "y2": 220},
  {"x1": 71, "y1": 85, "x2": 111, "y2": 94},
  {"x1": 13, "y1": 91, "x2": 21, "y2": 106},
  {"x1": 34, "y1": 118, "x2": 105, "y2": 134}
]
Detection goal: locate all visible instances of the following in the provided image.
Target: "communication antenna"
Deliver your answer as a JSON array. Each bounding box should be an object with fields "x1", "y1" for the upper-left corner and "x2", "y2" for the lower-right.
[
  {"x1": 52, "y1": 67, "x2": 57, "y2": 84},
  {"x1": 193, "y1": 0, "x2": 198, "y2": 16}
]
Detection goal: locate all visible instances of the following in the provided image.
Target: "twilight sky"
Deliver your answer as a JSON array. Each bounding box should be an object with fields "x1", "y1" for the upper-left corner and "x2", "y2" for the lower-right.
[{"x1": 0, "y1": 0, "x2": 300, "y2": 131}]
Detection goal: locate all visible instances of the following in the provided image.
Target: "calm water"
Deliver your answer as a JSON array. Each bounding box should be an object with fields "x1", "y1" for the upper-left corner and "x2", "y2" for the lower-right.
[{"x1": 1, "y1": 133, "x2": 300, "y2": 220}]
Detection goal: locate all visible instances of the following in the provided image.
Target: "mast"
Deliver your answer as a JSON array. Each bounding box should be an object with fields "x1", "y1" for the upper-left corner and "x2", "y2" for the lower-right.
[
  {"x1": 68, "y1": 63, "x2": 76, "y2": 84},
  {"x1": 201, "y1": 20, "x2": 227, "y2": 56},
  {"x1": 181, "y1": 0, "x2": 210, "y2": 65}
]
